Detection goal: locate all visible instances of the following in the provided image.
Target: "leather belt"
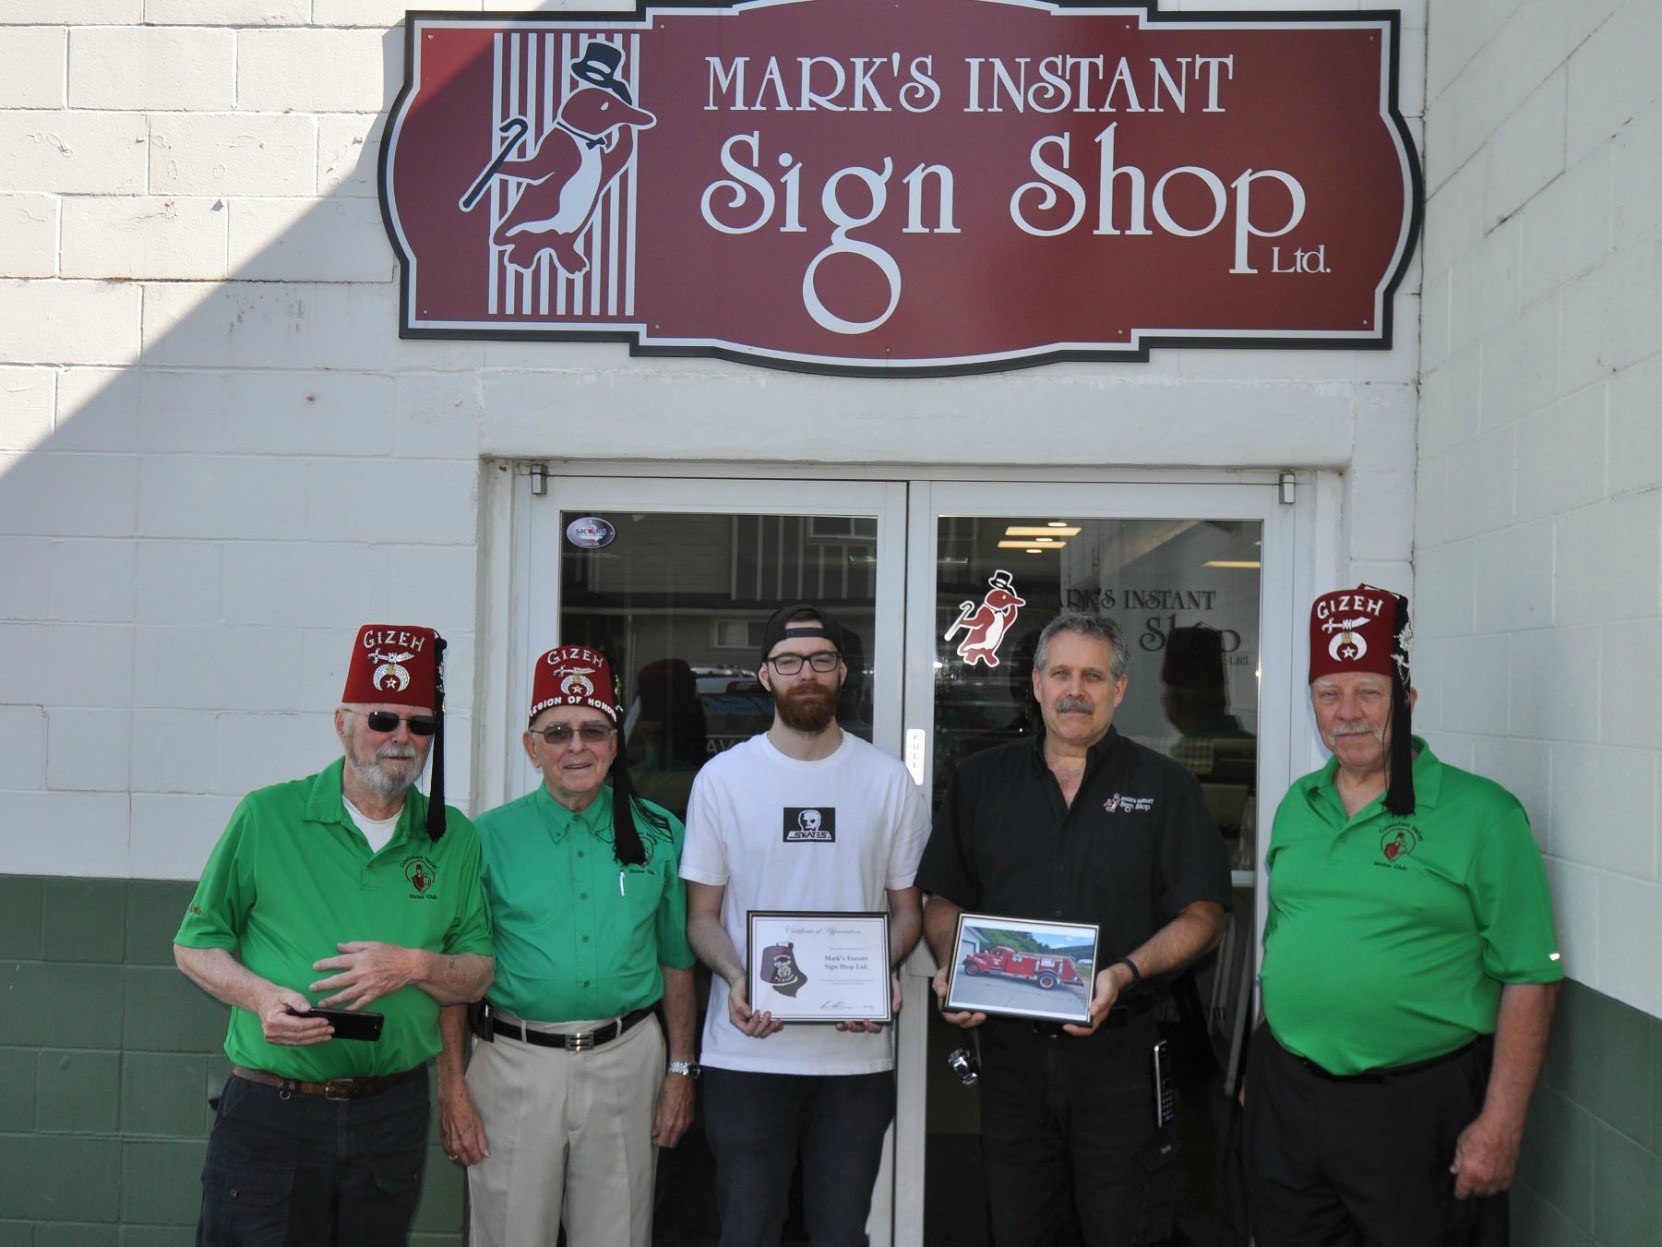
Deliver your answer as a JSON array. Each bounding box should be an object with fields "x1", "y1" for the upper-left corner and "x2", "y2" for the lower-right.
[
  {"x1": 491, "y1": 1007, "x2": 653, "y2": 1052},
  {"x1": 230, "y1": 1064, "x2": 423, "y2": 1101},
  {"x1": 1295, "y1": 1037, "x2": 1483, "y2": 1084}
]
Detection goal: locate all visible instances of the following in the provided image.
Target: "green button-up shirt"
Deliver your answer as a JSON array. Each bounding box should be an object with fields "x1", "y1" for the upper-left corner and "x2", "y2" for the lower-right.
[{"x1": 475, "y1": 782, "x2": 694, "y2": 1023}]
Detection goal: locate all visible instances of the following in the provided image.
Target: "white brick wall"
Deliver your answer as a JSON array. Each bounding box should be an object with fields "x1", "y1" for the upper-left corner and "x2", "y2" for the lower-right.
[
  {"x1": 1418, "y1": 0, "x2": 1662, "y2": 1018},
  {"x1": 69, "y1": 27, "x2": 236, "y2": 112}
]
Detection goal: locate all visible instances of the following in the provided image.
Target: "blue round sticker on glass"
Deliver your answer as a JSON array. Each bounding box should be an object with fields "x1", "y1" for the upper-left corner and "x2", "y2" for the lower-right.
[{"x1": 565, "y1": 516, "x2": 616, "y2": 549}]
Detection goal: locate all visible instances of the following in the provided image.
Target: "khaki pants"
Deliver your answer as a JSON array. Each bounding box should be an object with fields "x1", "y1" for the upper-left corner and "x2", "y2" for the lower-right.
[{"x1": 466, "y1": 1012, "x2": 665, "y2": 1247}]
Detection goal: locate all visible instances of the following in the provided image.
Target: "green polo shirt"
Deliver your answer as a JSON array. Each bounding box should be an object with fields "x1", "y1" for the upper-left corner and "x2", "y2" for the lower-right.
[
  {"x1": 1261, "y1": 738, "x2": 1562, "y2": 1075},
  {"x1": 175, "y1": 758, "x2": 493, "y2": 1079},
  {"x1": 475, "y1": 782, "x2": 694, "y2": 1023}
]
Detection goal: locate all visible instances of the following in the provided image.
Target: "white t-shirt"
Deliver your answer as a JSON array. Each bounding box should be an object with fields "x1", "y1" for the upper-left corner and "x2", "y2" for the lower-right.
[{"x1": 680, "y1": 730, "x2": 931, "y2": 1076}]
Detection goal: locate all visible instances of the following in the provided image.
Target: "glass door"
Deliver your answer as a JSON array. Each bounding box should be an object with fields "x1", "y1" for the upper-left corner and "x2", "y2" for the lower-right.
[
  {"x1": 518, "y1": 475, "x2": 909, "y2": 1247},
  {"x1": 898, "y1": 481, "x2": 1295, "y2": 1247}
]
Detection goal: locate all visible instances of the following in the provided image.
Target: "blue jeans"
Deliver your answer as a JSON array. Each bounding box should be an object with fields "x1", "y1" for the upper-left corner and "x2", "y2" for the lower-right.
[
  {"x1": 196, "y1": 1069, "x2": 429, "y2": 1247},
  {"x1": 702, "y1": 1067, "x2": 895, "y2": 1247}
]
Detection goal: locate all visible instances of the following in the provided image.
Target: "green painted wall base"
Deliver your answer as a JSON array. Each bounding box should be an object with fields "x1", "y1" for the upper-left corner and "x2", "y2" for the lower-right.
[
  {"x1": 4, "y1": 873, "x2": 1658, "y2": 1244},
  {"x1": 0, "y1": 876, "x2": 465, "y2": 1246},
  {"x1": 1515, "y1": 979, "x2": 1662, "y2": 1247}
]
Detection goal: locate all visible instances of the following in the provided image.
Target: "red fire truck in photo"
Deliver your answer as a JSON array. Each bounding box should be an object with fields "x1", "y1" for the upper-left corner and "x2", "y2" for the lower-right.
[{"x1": 960, "y1": 946, "x2": 1084, "y2": 991}]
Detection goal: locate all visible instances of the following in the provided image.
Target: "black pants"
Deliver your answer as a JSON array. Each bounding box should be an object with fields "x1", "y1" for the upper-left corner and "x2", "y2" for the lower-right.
[
  {"x1": 196, "y1": 1069, "x2": 429, "y2": 1247},
  {"x1": 978, "y1": 1012, "x2": 1176, "y2": 1247},
  {"x1": 1243, "y1": 1026, "x2": 1508, "y2": 1247}
]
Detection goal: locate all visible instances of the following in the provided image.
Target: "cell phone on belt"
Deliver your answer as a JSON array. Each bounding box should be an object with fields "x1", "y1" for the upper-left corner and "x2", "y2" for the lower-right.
[
  {"x1": 1152, "y1": 1039, "x2": 1176, "y2": 1128},
  {"x1": 288, "y1": 1006, "x2": 385, "y2": 1042}
]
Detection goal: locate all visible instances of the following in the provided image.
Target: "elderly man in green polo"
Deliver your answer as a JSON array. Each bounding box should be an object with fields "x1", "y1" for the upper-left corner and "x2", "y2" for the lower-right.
[
  {"x1": 175, "y1": 623, "x2": 495, "y2": 1246},
  {"x1": 1245, "y1": 586, "x2": 1563, "y2": 1245}
]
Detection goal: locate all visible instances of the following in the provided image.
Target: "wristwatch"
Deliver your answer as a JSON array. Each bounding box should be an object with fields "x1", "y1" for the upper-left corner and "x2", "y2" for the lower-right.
[{"x1": 667, "y1": 1060, "x2": 702, "y2": 1081}]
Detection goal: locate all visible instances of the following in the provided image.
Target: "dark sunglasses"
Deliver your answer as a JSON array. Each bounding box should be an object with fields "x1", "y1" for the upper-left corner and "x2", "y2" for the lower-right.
[
  {"x1": 535, "y1": 723, "x2": 617, "y2": 746},
  {"x1": 361, "y1": 710, "x2": 438, "y2": 736}
]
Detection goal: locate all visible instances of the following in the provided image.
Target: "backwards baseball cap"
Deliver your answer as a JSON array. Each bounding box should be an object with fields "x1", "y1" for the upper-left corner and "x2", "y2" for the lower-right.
[
  {"x1": 530, "y1": 645, "x2": 620, "y2": 724},
  {"x1": 759, "y1": 603, "x2": 844, "y2": 665},
  {"x1": 341, "y1": 625, "x2": 449, "y2": 840},
  {"x1": 1308, "y1": 584, "x2": 1414, "y2": 815}
]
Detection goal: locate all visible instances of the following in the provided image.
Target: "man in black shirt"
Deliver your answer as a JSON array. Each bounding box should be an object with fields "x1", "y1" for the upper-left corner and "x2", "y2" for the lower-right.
[{"x1": 919, "y1": 611, "x2": 1232, "y2": 1246}]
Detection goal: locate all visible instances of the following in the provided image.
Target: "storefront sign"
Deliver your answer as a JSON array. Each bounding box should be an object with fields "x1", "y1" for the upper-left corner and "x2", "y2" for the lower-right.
[{"x1": 381, "y1": 0, "x2": 1421, "y2": 374}]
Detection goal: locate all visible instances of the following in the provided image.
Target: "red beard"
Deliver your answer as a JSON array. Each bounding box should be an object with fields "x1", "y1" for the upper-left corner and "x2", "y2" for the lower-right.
[{"x1": 775, "y1": 683, "x2": 838, "y2": 733}]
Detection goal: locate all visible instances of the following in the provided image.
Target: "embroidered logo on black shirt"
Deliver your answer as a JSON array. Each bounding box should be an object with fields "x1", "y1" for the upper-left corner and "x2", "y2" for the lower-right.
[
  {"x1": 1103, "y1": 793, "x2": 1154, "y2": 813},
  {"x1": 783, "y1": 807, "x2": 835, "y2": 842}
]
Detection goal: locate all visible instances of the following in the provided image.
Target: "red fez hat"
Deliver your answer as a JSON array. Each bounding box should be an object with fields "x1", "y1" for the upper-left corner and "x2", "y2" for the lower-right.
[
  {"x1": 342, "y1": 625, "x2": 441, "y2": 708},
  {"x1": 342, "y1": 625, "x2": 449, "y2": 841},
  {"x1": 1308, "y1": 585, "x2": 1415, "y2": 815},
  {"x1": 530, "y1": 646, "x2": 619, "y2": 724}
]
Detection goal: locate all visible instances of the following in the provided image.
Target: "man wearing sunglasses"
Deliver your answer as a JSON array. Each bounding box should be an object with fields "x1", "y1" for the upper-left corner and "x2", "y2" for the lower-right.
[
  {"x1": 437, "y1": 645, "x2": 698, "y2": 1247},
  {"x1": 175, "y1": 624, "x2": 495, "y2": 1246},
  {"x1": 682, "y1": 603, "x2": 931, "y2": 1247}
]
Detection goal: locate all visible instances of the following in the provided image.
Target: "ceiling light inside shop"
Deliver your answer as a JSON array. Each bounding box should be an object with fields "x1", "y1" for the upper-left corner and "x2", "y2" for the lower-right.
[
  {"x1": 999, "y1": 540, "x2": 1061, "y2": 550},
  {"x1": 1205, "y1": 560, "x2": 1262, "y2": 569},
  {"x1": 1005, "y1": 526, "x2": 1082, "y2": 537}
]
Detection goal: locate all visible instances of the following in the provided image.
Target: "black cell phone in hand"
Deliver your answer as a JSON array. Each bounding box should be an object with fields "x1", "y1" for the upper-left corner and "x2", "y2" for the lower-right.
[{"x1": 288, "y1": 1006, "x2": 385, "y2": 1042}]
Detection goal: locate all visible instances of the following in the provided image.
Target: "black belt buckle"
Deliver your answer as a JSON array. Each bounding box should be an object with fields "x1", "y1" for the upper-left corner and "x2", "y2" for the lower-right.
[{"x1": 323, "y1": 1078, "x2": 357, "y2": 1101}]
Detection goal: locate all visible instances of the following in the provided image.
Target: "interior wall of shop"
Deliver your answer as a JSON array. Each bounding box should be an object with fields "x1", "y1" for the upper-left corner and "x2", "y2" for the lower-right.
[
  {"x1": 51, "y1": 0, "x2": 1662, "y2": 1242},
  {"x1": 1414, "y1": 1, "x2": 1662, "y2": 1243}
]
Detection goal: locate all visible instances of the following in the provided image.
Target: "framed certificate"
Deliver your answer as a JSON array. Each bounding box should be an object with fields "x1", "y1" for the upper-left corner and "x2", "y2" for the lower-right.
[
  {"x1": 746, "y1": 912, "x2": 892, "y2": 1024},
  {"x1": 944, "y1": 913, "x2": 1099, "y2": 1025}
]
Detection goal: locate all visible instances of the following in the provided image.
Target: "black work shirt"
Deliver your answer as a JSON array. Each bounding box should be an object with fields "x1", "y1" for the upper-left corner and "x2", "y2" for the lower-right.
[{"x1": 918, "y1": 727, "x2": 1232, "y2": 966}]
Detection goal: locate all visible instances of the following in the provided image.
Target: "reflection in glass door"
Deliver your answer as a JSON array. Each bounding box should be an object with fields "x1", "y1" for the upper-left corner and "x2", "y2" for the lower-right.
[{"x1": 901, "y1": 483, "x2": 1293, "y2": 1247}]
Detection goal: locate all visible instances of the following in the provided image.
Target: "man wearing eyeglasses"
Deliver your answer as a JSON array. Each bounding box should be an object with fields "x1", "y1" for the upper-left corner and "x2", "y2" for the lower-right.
[
  {"x1": 682, "y1": 603, "x2": 932, "y2": 1247},
  {"x1": 175, "y1": 624, "x2": 495, "y2": 1246},
  {"x1": 436, "y1": 645, "x2": 698, "y2": 1247}
]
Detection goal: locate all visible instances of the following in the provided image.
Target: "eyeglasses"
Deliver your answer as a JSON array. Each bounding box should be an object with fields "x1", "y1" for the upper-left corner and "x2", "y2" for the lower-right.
[
  {"x1": 763, "y1": 651, "x2": 842, "y2": 675},
  {"x1": 534, "y1": 723, "x2": 617, "y2": 746},
  {"x1": 359, "y1": 710, "x2": 438, "y2": 736}
]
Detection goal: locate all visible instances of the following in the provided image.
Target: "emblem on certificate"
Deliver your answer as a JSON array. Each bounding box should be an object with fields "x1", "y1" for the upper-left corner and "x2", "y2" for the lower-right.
[
  {"x1": 944, "y1": 913, "x2": 1099, "y2": 1025},
  {"x1": 746, "y1": 912, "x2": 892, "y2": 1024}
]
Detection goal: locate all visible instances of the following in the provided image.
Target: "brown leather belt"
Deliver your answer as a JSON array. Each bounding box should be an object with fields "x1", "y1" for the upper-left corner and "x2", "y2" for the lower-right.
[
  {"x1": 490, "y1": 1006, "x2": 653, "y2": 1052},
  {"x1": 230, "y1": 1063, "x2": 423, "y2": 1101}
]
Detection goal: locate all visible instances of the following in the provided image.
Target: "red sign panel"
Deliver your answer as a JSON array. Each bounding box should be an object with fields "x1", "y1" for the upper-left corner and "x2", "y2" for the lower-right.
[{"x1": 381, "y1": 0, "x2": 1421, "y2": 374}]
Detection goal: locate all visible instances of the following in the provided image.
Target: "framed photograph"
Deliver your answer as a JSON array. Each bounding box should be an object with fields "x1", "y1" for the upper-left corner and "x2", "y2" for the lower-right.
[
  {"x1": 746, "y1": 912, "x2": 892, "y2": 1024},
  {"x1": 944, "y1": 913, "x2": 1099, "y2": 1024}
]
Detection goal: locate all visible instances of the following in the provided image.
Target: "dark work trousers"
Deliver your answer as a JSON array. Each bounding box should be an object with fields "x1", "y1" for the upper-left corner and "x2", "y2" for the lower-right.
[
  {"x1": 196, "y1": 1068, "x2": 429, "y2": 1247},
  {"x1": 1243, "y1": 1025, "x2": 1508, "y2": 1247},
  {"x1": 702, "y1": 1066, "x2": 896, "y2": 1247},
  {"x1": 977, "y1": 1010, "x2": 1176, "y2": 1247}
]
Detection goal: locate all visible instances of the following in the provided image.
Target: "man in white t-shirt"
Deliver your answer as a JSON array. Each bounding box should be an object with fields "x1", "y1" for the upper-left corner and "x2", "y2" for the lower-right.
[{"x1": 682, "y1": 603, "x2": 931, "y2": 1247}]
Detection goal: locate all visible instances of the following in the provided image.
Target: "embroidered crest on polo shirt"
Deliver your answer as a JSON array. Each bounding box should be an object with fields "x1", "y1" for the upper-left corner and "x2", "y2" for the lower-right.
[
  {"x1": 783, "y1": 807, "x2": 835, "y2": 842},
  {"x1": 1103, "y1": 793, "x2": 1154, "y2": 814},
  {"x1": 1377, "y1": 823, "x2": 1420, "y2": 869},
  {"x1": 405, "y1": 855, "x2": 439, "y2": 897}
]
